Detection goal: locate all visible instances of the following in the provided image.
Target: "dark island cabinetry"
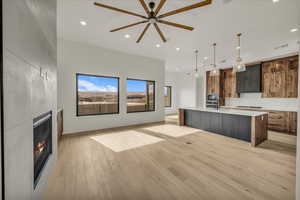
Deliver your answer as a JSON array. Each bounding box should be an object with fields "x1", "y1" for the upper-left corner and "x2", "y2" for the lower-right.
[
  {"x1": 184, "y1": 110, "x2": 251, "y2": 142},
  {"x1": 179, "y1": 108, "x2": 268, "y2": 147}
]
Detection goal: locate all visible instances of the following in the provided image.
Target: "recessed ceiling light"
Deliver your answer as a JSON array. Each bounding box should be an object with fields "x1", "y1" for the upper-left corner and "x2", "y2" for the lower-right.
[
  {"x1": 80, "y1": 21, "x2": 87, "y2": 26},
  {"x1": 204, "y1": 57, "x2": 208, "y2": 60},
  {"x1": 236, "y1": 46, "x2": 241, "y2": 50},
  {"x1": 272, "y1": 0, "x2": 279, "y2": 3},
  {"x1": 124, "y1": 34, "x2": 131, "y2": 38},
  {"x1": 176, "y1": 47, "x2": 180, "y2": 51},
  {"x1": 290, "y1": 28, "x2": 298, "y2": 33},
  {"x1": 156, "y1": 44, "x2": 161, "y2": 48}
]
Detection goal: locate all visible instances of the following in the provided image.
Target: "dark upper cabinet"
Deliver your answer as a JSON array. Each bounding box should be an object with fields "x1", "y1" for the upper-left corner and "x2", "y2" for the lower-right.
[{"x1": 236, "y1": 64, "x2": 261, "y2": 93}]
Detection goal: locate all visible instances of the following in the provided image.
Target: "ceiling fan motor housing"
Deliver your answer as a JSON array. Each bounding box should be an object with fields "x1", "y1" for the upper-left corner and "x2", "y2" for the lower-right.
[{"x1": 149, "y1": 2, "x2": 156, "y2": 10}]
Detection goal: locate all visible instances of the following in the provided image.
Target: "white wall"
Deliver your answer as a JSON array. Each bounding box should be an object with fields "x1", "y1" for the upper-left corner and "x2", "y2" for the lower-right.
[
  {"x1": 59, "y1": 39, "x2": 165, "y2": 134},
  {"x1": 164, "y1": 71, "x2": 205, "y2": 112},
  {"x1": 165, "y1": 72, "x2": 178, "y2": 114},
  {"x1": 3, "y1": 0, "x2": 57, "y2": 199}
]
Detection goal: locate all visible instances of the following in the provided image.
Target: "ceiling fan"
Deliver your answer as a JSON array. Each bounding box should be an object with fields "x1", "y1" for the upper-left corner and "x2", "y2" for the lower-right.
[{"x1": 94, "y1": 0, "x2": 212, "y2": 43}]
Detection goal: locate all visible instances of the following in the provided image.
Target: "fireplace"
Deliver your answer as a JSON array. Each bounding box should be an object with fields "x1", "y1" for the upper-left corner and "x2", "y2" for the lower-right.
[{"x1": 33, "y1": 111, "x2": 52, "y2": 188}]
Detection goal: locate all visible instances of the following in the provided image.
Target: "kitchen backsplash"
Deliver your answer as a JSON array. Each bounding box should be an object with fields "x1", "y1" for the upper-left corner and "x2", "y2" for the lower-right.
[{"x1": 225, "y1": 93, "x2": 298, "y2": 112}]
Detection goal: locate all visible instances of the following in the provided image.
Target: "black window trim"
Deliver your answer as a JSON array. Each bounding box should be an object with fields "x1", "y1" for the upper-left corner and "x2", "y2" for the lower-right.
[
  {"x1": 76, "y1": 73, "x2": 120, "y2": 117},
  {"x1": 126, "y1": 78, "x2": 156, "y2": 114},
  {"x1": 165, "y1": 86, "x2": 172, "y2": 108}
]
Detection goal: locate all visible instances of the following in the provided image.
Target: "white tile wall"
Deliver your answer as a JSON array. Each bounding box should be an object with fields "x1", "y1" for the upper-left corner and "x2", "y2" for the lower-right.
[{"x1": 226, "y1": 93, "x2": 298, "y2": 112}]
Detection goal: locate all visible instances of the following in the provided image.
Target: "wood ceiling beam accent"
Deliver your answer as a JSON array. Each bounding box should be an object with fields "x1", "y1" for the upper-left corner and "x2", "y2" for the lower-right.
[
  {"x1": 158, "y1": 20, "x2": 194, "y2": 31},
  {"x1": 158, "y1": 0, "x2": 212, "y2": 18},
  {"x1": 154, "y1": 0, "x2": 167, "y2": 16},
  {"x1": 136, "y1": 23, "x2": 151, "y2": 43},
  {"x1": 94, "y1": 2, "x2": 148, "y2": 19},
  {"x1": 110, "y1": 21, "x2": 148, "y2": 32},
  {"x1": 153, "y1": 23, "x2": 167, "y2": 43},
  {"x1": 138, "y1": 0, "x2": 150, "y2": 16}
]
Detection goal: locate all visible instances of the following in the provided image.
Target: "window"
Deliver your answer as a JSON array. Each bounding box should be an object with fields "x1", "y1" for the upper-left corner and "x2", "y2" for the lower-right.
[
  {"x1": 164, "y1": 86, "x2": 172, "y2": 107},
  {"x1": 76, "y1": 74, "x2": 119, "y2": 116},
  {"x1": 127, "y1": 79, "x2": 155, "y2": 113}
]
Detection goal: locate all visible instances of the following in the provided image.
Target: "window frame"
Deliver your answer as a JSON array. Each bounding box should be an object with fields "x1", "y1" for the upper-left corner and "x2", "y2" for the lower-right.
[
  {"x1": 126, "y1": 78, "x2": 156, "y2": 113},
  {"x1": 164, "y1": 86, "x2": 172, "y2": 108},
  {"x1": 76, "y1": 73, "x2": 120, "y2": 117}
]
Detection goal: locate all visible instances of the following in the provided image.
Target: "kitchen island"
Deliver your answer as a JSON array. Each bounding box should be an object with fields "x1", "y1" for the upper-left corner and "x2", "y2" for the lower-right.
[{"x1": 179, "y1": 108, "x2": 268, "y2": 147}]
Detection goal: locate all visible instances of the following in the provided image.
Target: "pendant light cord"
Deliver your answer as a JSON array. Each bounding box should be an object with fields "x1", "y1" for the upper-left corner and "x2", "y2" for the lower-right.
[
  {"x1": 237, "y1": 33, "x2": 242, "y2": 59},
  {"x1": 195, "y1": 50, "x2": 198, "y2": 72},
  {"x1": 213, "y1": 43, "x2": 216, "y2": 68}
]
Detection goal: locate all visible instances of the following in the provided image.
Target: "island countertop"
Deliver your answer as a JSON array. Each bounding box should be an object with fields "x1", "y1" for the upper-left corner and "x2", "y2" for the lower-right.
[{"x1": 182, "y1": 107, "x2": 268, "y2": 117}]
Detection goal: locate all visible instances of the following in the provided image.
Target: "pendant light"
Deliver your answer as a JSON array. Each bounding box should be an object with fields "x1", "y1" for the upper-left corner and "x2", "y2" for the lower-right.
[
  {"x1": 194, "y1": 50, "x2": 199, "y2": 78},
  {"x1": 210, "y1": 43, "x2": 220, "y2": 76},
  {"x1": 233, "y1": 33, "x2": 246, "y2": 72}
]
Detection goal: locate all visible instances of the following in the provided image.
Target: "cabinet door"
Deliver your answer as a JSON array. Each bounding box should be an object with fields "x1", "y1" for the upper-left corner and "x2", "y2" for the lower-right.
[
  {"x1": 236, "y1": 116, "x2": 251, "y2": 142},
  {"x1": 206, "y1": 71, "x2": 220, "y2": 94},
  {"x1": 209, "y1": 112, "x2": 222, "y2": 134},
  {"x1": 262, "y1": 61, "x2": 286, "y2": 98},
  {"x1": 286, "y1": 57, "x2": 298, "y2": 98},
  {"x1": 199, "y1": 112, "x2": 211, "y2": 131},
  {"x1": 222, "y1": 114, "x2": 235, "y2": 138},
  {"x1": 184, "y1": 110, "x2": 194, "y2": 127},
  {"x1": 268, "y1": 111, "x2": 288, "y2": 132},
  {"x1": 245, "y1": 65, "x2": 261, "y2": 92},
  {"x1": 223, "y1": 69, "x2": 239, "y2": 98},
  {"x1": 288, "y1": 112, "x2": 297, "y2": 135},
  {"x1": 236, "y1": 70, "x2": 245, "y2": 93}
]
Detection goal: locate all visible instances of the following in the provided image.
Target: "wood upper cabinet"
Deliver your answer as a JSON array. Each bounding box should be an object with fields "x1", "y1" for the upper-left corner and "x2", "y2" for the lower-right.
[
  {"x1": 262, "y1": 56, "x2": 298, "y2": 98},
  {"x1": 206, "y1": 71, "x2": 220, "y2": 94},
  {"x1": 221, "y1": 69, "x2": 239, "y2": 98},
  {"x1": 206, "y1": 71, "x2": 225, "y2": 106},
  {"x1": 286, "y1": 56, "x2": 298, "y2": 98}
]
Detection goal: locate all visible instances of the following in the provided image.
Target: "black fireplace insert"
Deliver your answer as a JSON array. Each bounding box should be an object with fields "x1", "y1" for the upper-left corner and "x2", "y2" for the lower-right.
[{"x1": 33, "y1": 111, "x2": 52, "y2": 188}]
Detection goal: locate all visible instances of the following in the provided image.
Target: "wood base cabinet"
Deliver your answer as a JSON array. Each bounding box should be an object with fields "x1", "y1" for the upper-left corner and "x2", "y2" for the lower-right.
[{"x1": 267, "y1": 111, "x2": 297, "y2": 135}]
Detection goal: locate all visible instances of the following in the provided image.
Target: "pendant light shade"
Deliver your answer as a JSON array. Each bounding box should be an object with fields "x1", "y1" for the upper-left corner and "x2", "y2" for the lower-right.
[
  {"x1": 210, "y1": 43, "x2": 220, "y2": 76},
  {"x1": 233, "y1": 33, "x2": 246, "y2": 72}
]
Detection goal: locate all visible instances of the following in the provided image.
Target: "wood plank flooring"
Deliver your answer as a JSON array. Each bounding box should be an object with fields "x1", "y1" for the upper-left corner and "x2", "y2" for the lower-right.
[{"x1": 44, "y1": 115, "x2": 296, "y2": 200}]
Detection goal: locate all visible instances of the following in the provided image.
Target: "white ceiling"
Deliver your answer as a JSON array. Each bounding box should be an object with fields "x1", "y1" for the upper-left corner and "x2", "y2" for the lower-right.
[{"x1": 58, "y1": 0, "x2": 300, "y2": 72}]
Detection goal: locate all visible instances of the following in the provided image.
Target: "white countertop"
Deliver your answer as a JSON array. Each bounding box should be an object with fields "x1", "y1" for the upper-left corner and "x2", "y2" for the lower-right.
[
  {"x1": 222, "y1": 106, "x2": 298, "y2": 112},
  {"x1": 183, "y1": 107, "x2": 268, "y2": 117}
]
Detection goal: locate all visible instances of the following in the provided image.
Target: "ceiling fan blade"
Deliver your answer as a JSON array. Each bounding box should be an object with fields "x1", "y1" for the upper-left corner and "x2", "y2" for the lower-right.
[
  {"x1": 153, "y1": 23, "x2": 167, "y2": 43},
  {"x1": 154, "y1": 0, "x2": 167, "y2": 16},
  {"x1": 136, "y1": 23, "x2": 151, "y2": 43},
  {"x1": 110, "y1": 21, "x2": 148, "y2": 32},
  {"x1": 158, "y1": 20, "x2": 194, "y2": 31},
  {"x1": 138, "y1": 0, "x2": 150, "y2": 16},
  {"x1": 94, "y1": 2, "x2": 147, "y2": 19},
  {"x1": 158, "y1": 0, "x2": 212, "y2": 18}
]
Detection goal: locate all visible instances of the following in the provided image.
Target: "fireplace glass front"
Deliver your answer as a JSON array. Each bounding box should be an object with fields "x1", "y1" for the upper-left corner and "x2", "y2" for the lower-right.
[{"x1": 33, "y1": 111, "x2": 52, "y2": 188}]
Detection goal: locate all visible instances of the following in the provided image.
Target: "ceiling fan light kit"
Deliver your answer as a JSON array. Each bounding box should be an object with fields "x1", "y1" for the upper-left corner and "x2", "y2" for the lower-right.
[{"x1": 94, "y1": 0, "x2": 212, "y2": 43}]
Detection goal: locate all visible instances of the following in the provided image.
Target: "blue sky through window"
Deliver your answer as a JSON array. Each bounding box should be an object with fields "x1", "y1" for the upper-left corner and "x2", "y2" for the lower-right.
[
  {"x1": 127, "y1": 80, "x2": 146, "y2": 93},
  {"x1": 78, "y1": 75, "x2": 118, "y2": 92},
  {"x1": 77, "y1": 75, "x2": 147, "y2": 93}
]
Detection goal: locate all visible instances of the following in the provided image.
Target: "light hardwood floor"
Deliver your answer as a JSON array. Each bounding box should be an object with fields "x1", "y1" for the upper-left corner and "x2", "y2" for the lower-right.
[{"x1": 44, "y1": 115, "x2": 296, "y2": 200}]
